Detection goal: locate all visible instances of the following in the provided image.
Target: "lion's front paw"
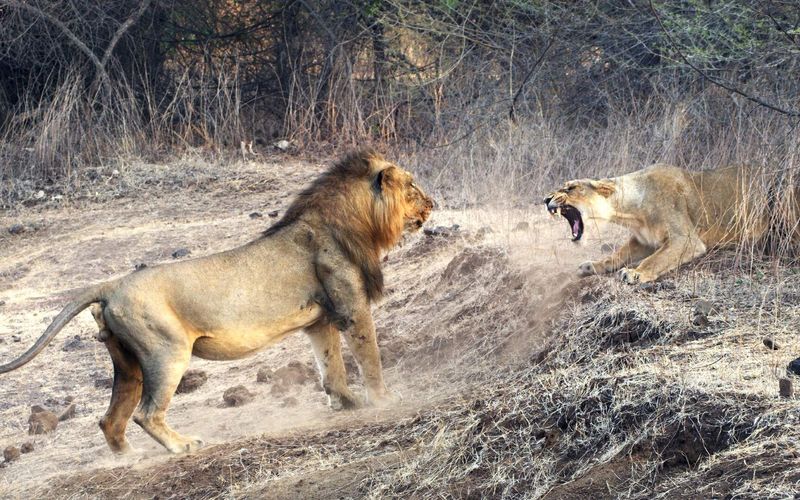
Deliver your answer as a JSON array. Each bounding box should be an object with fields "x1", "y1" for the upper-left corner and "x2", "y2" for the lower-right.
[
  {"x1": 329, "y1": 391, "x2": 363, "y2": 411},
  {"x1": 367, "y1": 389, "x2": 402, "y2": 408},
  {"x1": 577, "y1": 261, "x2": 599, "y2": 277}
]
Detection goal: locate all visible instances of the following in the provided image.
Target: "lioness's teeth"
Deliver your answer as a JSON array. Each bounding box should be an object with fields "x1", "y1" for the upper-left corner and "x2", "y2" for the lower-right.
[{"x1": 556, "y1": 208, "x2": 561, "y2": 216}]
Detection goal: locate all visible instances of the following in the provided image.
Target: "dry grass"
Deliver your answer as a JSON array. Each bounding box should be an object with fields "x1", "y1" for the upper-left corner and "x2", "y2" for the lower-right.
[
  {"x1": 1, "y1": 143, "x2": 799, "y2": 498},
  {"x1": 5, "y1": 196, "x2": 798, "y2": 498}
]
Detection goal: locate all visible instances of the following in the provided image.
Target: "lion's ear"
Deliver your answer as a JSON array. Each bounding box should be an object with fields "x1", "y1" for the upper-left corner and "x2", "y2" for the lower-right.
[
  {"x1": 592, "y1": 179, "x2": 616, "y2": 198},
  {"x1": 374, "y1": 166, "x2": 399, "y2": 193}
]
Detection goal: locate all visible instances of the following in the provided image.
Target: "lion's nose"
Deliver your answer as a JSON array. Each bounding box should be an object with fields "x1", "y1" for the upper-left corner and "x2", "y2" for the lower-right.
[{"x1": 543, "y1": 196, "x2": 553, "y2": 206}]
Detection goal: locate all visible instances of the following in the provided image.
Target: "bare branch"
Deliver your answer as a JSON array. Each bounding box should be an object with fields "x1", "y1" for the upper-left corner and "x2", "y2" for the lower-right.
[
  {"x1": 93, "y1": 0, "x2": 153, "y2": 91},
  {"x1": 649, "y1": 0, "x2": 800, "y2": 118},
  {"x1": 0, "y1": 0, "x2": 109, "y2": 85},
  {"x1": 509, "y1": 33, "x2": 555, "y2": 123}
]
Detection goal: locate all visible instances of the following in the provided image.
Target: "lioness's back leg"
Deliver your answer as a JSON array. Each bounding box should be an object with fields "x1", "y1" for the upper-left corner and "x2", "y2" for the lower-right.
[
  {"x1": 306, "y1": 322, "x2": 361, "y2": 409},
  {"x1": 99, "y1": 334, "x2": 143, "y2": 453}
]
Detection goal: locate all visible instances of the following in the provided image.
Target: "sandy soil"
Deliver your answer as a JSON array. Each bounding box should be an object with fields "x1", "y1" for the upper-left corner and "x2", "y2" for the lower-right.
[{"x1": 0, "y1": 156, "x2": 610, "y2": 496}]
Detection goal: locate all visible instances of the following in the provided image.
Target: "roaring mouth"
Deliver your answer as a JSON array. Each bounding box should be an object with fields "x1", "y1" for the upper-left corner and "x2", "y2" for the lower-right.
[{"x1": 547, "y1": 204, "x2": 584, "y2": 241}]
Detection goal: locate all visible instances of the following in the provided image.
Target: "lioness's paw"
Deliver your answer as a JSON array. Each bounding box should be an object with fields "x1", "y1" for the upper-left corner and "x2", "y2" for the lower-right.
[
  {"x1": 618, "y1": 267, "x2": 640, "y2": 284},
  {"x1": 577, "y1": 261, "x2": 598, "y2": 277}
]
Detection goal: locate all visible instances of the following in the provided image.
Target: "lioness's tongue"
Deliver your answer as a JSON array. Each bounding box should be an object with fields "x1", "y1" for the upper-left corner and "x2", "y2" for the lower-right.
[{"x1": 572, "y1": 219, "x2": 580, "y2": 237}]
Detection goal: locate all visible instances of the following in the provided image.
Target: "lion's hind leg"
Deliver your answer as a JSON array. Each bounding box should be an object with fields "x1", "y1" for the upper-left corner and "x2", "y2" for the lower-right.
[
  {"x1": 94, "y1": 305, "x2": 143, "y2": 454},
  {"x1": 132, "y1": 343, "x2": 203, "y2": 454},
  {"x1": 106, "y1": 306, "x2": 203, "y2": 454},
  {"x1": 306, "y1": 322, "x2": 361, "y2": 410}
]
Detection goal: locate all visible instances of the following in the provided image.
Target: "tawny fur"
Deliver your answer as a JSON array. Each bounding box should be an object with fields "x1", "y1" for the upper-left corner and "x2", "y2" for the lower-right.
[
  {"x1": 545, "y1": 164, "x2": 797, "y2": 283},
  {"x1": 0, "y1": 149, "x2": 433, "y2": 454}
]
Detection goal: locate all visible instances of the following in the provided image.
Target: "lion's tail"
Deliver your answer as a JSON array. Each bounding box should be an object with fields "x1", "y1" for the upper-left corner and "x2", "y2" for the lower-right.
[{"x1": 0, "y1": 282, "x2": 113, "y2": 374}]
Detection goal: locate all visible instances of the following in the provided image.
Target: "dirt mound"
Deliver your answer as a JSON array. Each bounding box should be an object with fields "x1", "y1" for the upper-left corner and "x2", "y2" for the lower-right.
[
  {"x1": 222, "y1": 385, "x2": 255, "y2": 407},
  {"x1": 176, "y1": 369, "x2": 208, "y2": 394}
]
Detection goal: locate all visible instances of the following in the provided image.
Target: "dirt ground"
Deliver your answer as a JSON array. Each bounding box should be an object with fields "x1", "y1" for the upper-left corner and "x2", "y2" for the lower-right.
[{"x1": 1, "y1": 156, "x2": 798, "y2": 498}]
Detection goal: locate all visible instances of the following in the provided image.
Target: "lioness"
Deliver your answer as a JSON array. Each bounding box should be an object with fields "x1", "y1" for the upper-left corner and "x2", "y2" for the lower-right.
[
  {"x1": 0, "y1": 149, "x2": 433, "y2": 454},
  {"x1": 543, "y1": 164, "x2": 783, "y2": 283}
]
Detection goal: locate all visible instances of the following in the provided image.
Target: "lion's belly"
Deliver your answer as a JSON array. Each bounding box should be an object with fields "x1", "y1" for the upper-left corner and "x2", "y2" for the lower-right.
[{"x1": 190, "y1": 304, "x2": 323, "y2": 360}]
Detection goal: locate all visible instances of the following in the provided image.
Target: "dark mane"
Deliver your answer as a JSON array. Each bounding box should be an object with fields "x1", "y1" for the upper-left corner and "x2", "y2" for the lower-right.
[
  {"x1": 262, "y1": 148, "x2": 386, "y2": 300},
  {"x1": 262, "y1": 148, "x2": 379, "y2": 238}
]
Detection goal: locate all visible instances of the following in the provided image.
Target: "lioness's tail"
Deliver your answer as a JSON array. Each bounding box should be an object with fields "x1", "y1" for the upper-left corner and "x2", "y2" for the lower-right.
[{"x1": 0, "y1": 283, "x2": 113, "y2": 373}]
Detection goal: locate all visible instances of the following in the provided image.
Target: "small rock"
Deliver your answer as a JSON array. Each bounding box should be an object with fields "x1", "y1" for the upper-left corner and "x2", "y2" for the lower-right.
[
  {"x1": 20, "y1": 442, "x2": 33, "y2": 454},
  {"x1": 28, "y1": 411, "x2": 58, "y2": 434},
  {"x1": 0, "y1": 300, "x2": 6, "y2": 307},
  {"x1": 274, "y1": 361, "x2": 315, "y2": 386},
  {"x1": 94, "y1": 377, "x2": 113, "y2": 389},
  {"x1": 788, "y1": 357, "x2": 800, "y2": 377},
  {"x1": 763, "y1": 337, "x2": 780, "y2": 350},
  {"x1": 176, "y1": 369, "x2": 208, "y2": 394},
  {"x1": 11, "y1": 335, "x2": 21, "y2": 342},
  {"x1": 34, "y1": 190, "x2": 45, "y2": 200},
  {"x1": 270, "y1": 383, "x2": 289, "y2": 396},
  {"x1": 256, "y1": 367, "x2": 273, "y2": 383},
  {"x1": 423, "y1": 225, "x2": 460, "y2": 238},
  {"x1": 282, "y1": 397, "x2": 298, "y2": 408},
  {"x1": 134, "y1": 263, "x2": 147, "y2": 271},
  {"x1": 171, "y1": 248, "x2": 191, "y2": 259},
  {"x1": 249, "y1": 212, "x2": 262, "y2": 219},
  {"x1": 692, "y1": 312, "x2": 709, "y2": 327},
  {"x1": 58, "y1": 403, "x2": 77, "y2": 421},
  {"x1": 693, "y1": 300, "x2": 717, "y2": 317},
  {"x1": 64, "y1": 395, "x2": 75, "y2": 403},
  {"x1": 268, "y1": 210, "x2": 279, "y2": 218},
  {"x1": 222, "y1": 385, "x2": 254, "y2": 407},
  {"x1": 61, "y1": 335, "x2": 84, "y2": 352},
  {"x1": 779, "y1": 378, "x2": 793, "y2": 398},
  {"x1": 274, "y1": 140, "x2": 290, "y2": 151},
  {"x1": 513, "y1": 221, "x2": 529, "y2": 231},
  {"x1": 692, "y1": 300, "x2": 716, "y2": 327},
  {"x1": 3, "y1": 446, "x2": 20, "y2": 463},
  {"x1": 8, "y1": 224, "x2": 25, "y2": 235}
]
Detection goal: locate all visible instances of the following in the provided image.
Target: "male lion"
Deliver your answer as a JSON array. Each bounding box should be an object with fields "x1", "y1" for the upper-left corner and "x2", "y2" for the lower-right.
[
  {"x1": 543, "y1": 164, "x2": 790, "y2": 283},
  {"x1": 0, "y1": 149, "x2": 433, "y2": 454}
]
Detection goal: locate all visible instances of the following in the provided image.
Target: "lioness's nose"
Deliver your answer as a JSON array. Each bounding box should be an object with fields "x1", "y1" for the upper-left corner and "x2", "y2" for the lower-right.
[{"x1": 543, "y1": 195, "x2": 553, "y2": 205}]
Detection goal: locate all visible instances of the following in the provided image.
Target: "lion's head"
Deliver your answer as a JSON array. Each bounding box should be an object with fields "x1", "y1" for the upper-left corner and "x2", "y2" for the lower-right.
[
  {"x1": 543, "y1": 178, "x2": 616, "y2": 241},
  {"x1": 265, "y1": 149, "x2": 433, "y2": 299}
]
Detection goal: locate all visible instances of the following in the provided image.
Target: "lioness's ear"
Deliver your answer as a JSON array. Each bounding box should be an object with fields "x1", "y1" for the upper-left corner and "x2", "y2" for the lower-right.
[{"x1": 591, "y1": 179, "x2": 616, "y2": 197}]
